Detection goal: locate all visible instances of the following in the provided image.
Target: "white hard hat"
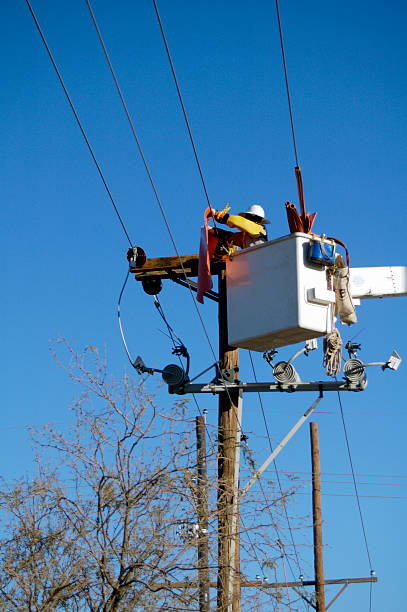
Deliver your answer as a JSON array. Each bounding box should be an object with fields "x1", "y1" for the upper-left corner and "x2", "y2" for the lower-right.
[{"x1": 239, "y1": 204, "x2": 270, "y2": 224}]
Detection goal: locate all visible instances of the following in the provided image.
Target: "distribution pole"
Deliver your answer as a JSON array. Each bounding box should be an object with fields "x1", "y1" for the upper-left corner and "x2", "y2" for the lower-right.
[
  {"x1": 217, "y1": 268, "x2": 241, "y2": 612},
  {"x1": 196, "y1": 415, "x2": 210, "y2": 611},
  {"x1": 130, "y1": 255, "x2": 378, "y2": 609},
  {"x1": 310, "y1": 422, "x2": 326, "y2": 612}
]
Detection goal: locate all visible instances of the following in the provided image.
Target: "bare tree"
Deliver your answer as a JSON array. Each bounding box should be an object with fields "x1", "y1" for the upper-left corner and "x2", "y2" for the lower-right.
[
  {"x1": 0, "y1": 341, "x2": 305, "y2": 611},
  {"x1": 0, "y1": 471, "x2": 87, "y2": 611}
]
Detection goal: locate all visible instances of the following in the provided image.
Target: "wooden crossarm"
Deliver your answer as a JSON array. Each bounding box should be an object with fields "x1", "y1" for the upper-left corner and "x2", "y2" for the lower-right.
[{"x1": 130, "y1": 254, "x2": 224, "y2": 280}]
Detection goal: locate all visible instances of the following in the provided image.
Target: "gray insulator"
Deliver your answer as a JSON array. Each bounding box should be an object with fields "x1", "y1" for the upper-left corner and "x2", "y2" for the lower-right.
[
  {"x1": 343, "y1": 358, "x2": 366, "y2": 383},
  {"x1": 273, "y1": 361, "x2": 301, "y2": 384},
  {"x1": 162, "y1": 364, "x2": 187, "y2": 387}
]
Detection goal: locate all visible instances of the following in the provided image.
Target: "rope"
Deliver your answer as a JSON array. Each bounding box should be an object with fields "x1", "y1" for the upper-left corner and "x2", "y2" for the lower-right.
[
  {"x1": 323, "y1": 328, "x2": 342, "y2": 377},
  {"x1": 25, "y1": 0, "x2": 133, "y2": 247}
]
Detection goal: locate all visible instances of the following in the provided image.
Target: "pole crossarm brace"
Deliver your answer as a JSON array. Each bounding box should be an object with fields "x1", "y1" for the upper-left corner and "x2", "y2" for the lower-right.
[
  {"x1": 173, "y1": 380, "x2": 366, "y2": 395},
  {"x1": 241, "y1": 394, "x2": 322, "y2": 496},
  {"x1": 326, "y1": 582, "x2": 348, "y2": 610},
  {"x1": 292, "y1": 586, "x2": 316, "y2": 609},
  {"x1": 168, "y1": 272, "x2": 219, "y2": 302},
  {"x1": 149, "y1": 576, "x2": 377, "y2": 590}
]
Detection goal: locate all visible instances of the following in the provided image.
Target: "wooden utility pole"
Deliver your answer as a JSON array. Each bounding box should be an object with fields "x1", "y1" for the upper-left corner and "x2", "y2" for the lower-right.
[
  {"x1": 310, "y1": 422, "x2": 326, "y2": 612},
  {"x1": 196, "y1": 415, "x2": 210, "y2": 612},
  {"x1": 217, "y1": 268, "x2": 241, "y2": 612},
  {"x1": 131, "y1": 255, "x2": 377, "y2": 610}
]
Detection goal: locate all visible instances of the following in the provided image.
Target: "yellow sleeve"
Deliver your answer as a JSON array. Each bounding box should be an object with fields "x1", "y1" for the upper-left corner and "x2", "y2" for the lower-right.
[{"x1": 225, "y1": 214, "x2": 266, "y2": 237}]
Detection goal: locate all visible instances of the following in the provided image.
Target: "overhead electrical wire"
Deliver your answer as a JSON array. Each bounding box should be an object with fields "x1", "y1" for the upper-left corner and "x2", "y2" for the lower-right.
[
  {"x1": 153, "y1": 295, "x2": 190, "y2": 374},
  {"x1": 272, "y1": 5, "x2": 376, "y2": 607},
  {"x1": 296, "y1": 491, "x2": 407, "y2": 501},
  {"x1": 27, "y1": 0, "x2": 216, "y2": 456},
  {"x1": 84, "y1": 0, "x2": 220, "y2": 373},
  {"x1": 25, "y1": 0, "x2": 133, "y2": 248},
  {"x1": 248, "y1": 353, "x2": 304, "y2": 573},
  {"x1": 240, "y1": 515, "x2": 294, "y2": 611},
  {"x1": 150, "y1": 3, "x2": 308, "y2": 595},
  {"x1": 239, "y1": 515, "x2": 273, "y2": 585},
  {"x1": 274, "y1": 476, "x2": 407, "y2": 489},
  {"x1": 337, "y1": 392, "x2": 374, "y2": 570},
  {"x1": 27, "y1": 5, "x2": 380, "y2": 610},
  {"x1": 248, "y1": 352, "x2": 307, "y2": 611},
  {"x1": 147, "y1": 0, "x2": 254, "y2": 471},
  {"x1": 117, "y1": 270, "x2": 216, "y2": 450},
  {"x1": 146, "y1": 10, "x2": 297, "y2": 602},
  {"x1": 26, "y1": 0, "x2": 215, "y2": 380},
  {"x1": 274, "y1": 0, "x2": 299, "y2": 167},
  {"x1": 118, "y1": 270, "x2": 134, "y2": 365},
  {"x1": 337, "y1": 391, "x2": 374, "y2": 612},
  {"x1": 84, "y1": 0, "x2": 194, "y2": 260},
  {"x1": 30, "y1": 0, "x2": 377, "y2": 601},
  {"x1": 151, "y1": 0, "x2": 218, "y2": 231},
  {"x1": 84, "y1": 0, "x2": 240, "y2": 454}
]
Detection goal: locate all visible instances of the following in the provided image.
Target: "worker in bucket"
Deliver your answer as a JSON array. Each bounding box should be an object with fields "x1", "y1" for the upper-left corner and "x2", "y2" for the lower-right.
[
  {"x1": 212, "y1": 203, "x2": 270, "y2": 252},
  {"x1": 197, "y1": 204, "x2": 270, "y2": 303}
]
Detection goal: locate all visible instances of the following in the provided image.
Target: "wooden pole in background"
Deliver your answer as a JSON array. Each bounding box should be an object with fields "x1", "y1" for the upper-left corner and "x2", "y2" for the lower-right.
[
  {"x1": 310, "y1": 422, "x2": 326, "y2": 612},
  {"x1": 196, "y1": 415, "x2": 210, "y2": 611}
]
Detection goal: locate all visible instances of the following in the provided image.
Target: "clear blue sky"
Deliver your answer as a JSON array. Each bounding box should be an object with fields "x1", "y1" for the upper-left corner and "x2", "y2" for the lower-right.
[{"x1": 2, "y1": 1, "x2": 407, "y2": 610}]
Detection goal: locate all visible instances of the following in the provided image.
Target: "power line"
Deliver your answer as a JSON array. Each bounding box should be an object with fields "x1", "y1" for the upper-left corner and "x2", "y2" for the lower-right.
[
  {"x1": 84, "y1": 0, "x2": 239, "y2": 404},
  {"x1": 151, "y1": 0, "x2": 218, "y2": 230},
  {"x1": 274, "y1": 0, "x2": 299, "y2": 167},
  {"x1": 240, "y1": 515, "x2": 294, "y2": 611},
  {"x1": 296, "y1": 492, "x2": 407, "y2": 501},
  {"x1": 84, "y1": 0, "x2": 190, "y2": 261},
  {"x1": 248, "y1": 469, "x2": 407, "y2": 481},
  {"x1": 83, "y1": 1, "x2": 246, "y2": 451},
  {"x1": 248, "y1": 352, "x2": 305, "y2": 581},
  {"x1": 283, "y1": 477, "x2": 407, "y2": 489},
  {"x1": 25, "y1": 0, "x2": 133, "y2": 248},
  {"x1": 27, "y1": 0, "x2": 219, "y2": 417},
  {"x1": 337, "y1": 392, "x2": 374, "y2": 571}
]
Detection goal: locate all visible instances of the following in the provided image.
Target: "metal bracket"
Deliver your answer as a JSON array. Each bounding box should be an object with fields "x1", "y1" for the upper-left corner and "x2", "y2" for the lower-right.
[
  {"x1": 217, "y1": 368, "x2": 235, "y2": 384},
  {"x1": 170, "y1": 380, "x2": 367, "y2": 395}
]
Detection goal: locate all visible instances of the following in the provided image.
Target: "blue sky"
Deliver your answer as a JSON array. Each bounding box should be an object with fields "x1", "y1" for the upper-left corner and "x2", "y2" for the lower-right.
[{"x1": 2, "y1": 1, "x2": 407, "y2": 609}]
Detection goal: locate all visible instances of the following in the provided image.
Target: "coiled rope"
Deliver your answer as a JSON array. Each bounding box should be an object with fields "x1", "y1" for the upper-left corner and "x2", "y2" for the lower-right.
[{"x1": 323, "y1": 328, "x2": 342, "y2": 377}]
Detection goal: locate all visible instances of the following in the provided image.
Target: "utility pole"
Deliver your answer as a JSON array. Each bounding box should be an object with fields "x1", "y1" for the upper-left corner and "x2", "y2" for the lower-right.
[
  {"x1": 310, "y1": 422, "x2": 326, "y2": 612},
  {"x1": 196, "y1": 414, "x2": 210, "y2": 612},
  {"x1": 217, "y1": 268, "x2": 241, "y2": 612},
  {"x1": 131, "y1": 254, "x2": 377, "y2": 610}
]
